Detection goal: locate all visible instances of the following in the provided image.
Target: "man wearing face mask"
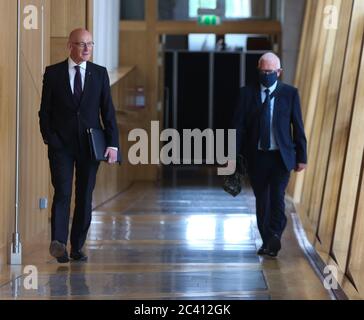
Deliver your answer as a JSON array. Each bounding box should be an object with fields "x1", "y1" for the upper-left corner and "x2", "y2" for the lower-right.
[{"x1": 232, "y1": 53, "x2": 307, "y2": 258}]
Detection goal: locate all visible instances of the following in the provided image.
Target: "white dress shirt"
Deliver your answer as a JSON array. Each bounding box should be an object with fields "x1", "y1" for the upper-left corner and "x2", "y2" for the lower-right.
[
  {"x1": 68, "y1": 57, "x2": 118, "y2": 152},
  {"x1": 258, "y1": 81, "x2": 279, "y2": 151},
  {"x1": 68, "y1": 58, "x2": 87, "y2": 93}
]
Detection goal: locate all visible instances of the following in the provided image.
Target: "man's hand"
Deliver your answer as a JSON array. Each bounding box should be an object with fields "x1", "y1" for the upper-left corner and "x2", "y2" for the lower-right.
[
  {"x1": 295, "y1": 163, "x2": 307, "y2": 172},
  {"x1": 104, "y1": 148, "x2": 118, "y2": 164}
]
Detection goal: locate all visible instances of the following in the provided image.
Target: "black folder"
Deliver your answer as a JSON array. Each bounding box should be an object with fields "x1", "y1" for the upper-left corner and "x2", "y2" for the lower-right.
[{"x1": 87, "y1": 128, "x2": 121, "y2": 163}]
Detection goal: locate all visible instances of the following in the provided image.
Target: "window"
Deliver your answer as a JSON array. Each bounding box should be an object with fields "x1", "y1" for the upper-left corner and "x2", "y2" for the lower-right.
[
  {"x1": 188, "y1": 34, "x2": 216, "y2": 51},
  {"x1": 189, "y1": 0, "x2": 217, "y2": 18},
  {"x1": 158, "y1": 0, "x2": 273, "y2": 21},
  {"x1": 120, "y1": 0, "x2": 145, "y2": 20},
  {"x1": 225, "y1": 0, "x2": 252, "y2": 19}
]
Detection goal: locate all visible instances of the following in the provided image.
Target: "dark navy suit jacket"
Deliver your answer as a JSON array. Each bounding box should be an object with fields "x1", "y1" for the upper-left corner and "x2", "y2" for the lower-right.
[
  {"x1": 39, "y1": 59, "x2": 119, "y2": 153},
  {"x1": 233, "y1": 81, "x2": 307, "y2": 172}
]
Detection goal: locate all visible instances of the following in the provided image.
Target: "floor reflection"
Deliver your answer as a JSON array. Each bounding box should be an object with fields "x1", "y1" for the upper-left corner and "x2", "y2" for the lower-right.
[
  {"x1": 0, "y1": 166, "x2": 331, "y2": 300},
  {"x1": 0, "y1": 269, "x2": 268, "y2": 299}
]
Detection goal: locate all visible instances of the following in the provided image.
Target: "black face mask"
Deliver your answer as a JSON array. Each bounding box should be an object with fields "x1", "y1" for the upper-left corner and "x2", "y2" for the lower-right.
[{"x1": 259, "y1": 72, "x2": 278, "y2": 88}]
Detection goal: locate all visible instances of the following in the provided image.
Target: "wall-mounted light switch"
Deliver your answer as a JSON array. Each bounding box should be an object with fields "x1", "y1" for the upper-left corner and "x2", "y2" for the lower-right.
[{"x1": 39, "y1": 198, "x2": 48, "y2": 210}]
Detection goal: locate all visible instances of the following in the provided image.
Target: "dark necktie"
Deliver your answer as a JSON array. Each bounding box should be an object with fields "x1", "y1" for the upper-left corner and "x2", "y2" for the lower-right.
[
  {"x1": 260, "y1": 88, "x2": 271, "y2": 151},
  {"x1": 74, "y1": 65, "x2": 82, "y2": 105}
]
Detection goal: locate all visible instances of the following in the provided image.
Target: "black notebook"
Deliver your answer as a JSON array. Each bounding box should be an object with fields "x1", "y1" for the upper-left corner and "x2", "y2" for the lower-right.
[{"x1": 87, "y1": 128, "x2": 121, "y2": 163}]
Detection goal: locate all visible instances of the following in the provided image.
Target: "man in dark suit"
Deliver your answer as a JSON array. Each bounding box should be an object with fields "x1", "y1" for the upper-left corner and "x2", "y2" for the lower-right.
[
  {"x1": 233, "y1": 53, "x2": 307, "y2": 257},
  {"x1": 39, "y1": 29, "x2": 119, "y2": 263}
]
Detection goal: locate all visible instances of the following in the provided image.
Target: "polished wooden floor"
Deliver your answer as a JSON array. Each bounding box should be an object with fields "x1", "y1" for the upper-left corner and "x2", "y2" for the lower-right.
[{"x1": 0, "y1": 166, "x2": 332, "y2": 300}]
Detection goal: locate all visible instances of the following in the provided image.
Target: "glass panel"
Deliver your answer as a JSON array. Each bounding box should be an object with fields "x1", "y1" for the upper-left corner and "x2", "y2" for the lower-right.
[
  {"x1": 227, "y1": 0, "x2": 271, "y2": 18},
  {"x1": 120, "y1": 0, "x2": 145, "y2": 20},
  {"x1": 226, "y1": 0, "x2": 251, "y2": 18},
  {"x1": 163, "y1": 34, "x2": 270, "y2": 52},
  {"x1": 188, "y1": 34, "x2": 216, "y2": 51},
  {"x1": 158, "y1": 0, "x2": 273, "y2": 21},
  {"x1": 189, "y1": 0, "x2": 217, "y2": 18},
  {"x1": 224, "y1": 34, "x2": 248, "y2": 51}
]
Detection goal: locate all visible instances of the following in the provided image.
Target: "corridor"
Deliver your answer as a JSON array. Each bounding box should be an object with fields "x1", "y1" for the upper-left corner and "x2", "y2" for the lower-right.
[{"x1": 0, "y1": 167, "x2": 332, "y2": 300}]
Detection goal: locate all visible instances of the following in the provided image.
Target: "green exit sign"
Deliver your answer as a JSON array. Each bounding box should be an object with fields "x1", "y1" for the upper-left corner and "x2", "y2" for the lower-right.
[{"x1": 198, "y1": 15, "x2": 221, "y2": 26}]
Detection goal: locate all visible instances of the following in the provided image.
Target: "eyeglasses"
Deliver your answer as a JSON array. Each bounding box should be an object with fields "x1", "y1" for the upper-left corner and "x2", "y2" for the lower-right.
[{"x1": 72, "y1": 42, "x2": 95, "y2": 49}]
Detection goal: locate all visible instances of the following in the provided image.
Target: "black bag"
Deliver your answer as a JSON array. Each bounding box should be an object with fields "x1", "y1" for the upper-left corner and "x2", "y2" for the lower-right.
[
  {"x1": 87, "y1": 128, "x2": 122, "y2": 163},
  {"x1": 222, "y1": 155, "x2": 249, "y2": 197}
]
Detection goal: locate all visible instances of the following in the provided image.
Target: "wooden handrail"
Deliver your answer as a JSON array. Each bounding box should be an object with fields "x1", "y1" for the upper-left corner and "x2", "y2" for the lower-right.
[{"x1": 108, "y1": 66, "x2": 136, "y2": 86}]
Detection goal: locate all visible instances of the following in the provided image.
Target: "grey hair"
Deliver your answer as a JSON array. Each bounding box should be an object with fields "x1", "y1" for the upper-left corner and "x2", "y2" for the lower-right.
[{"x1": 258, "y1": 52, "x2": 281, "y2": 69}]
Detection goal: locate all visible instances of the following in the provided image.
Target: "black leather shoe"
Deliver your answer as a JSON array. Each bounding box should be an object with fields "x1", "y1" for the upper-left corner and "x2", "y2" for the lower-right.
[
  {"x1": 257, "y1": 246, "x2": 268, "y2": 255},
  {"x1": 267, "y1": 250, "x2": 278, "y2": 258},
  {"x1": 70, "y1": 250, "x2": 88, "y2": 262},
  {"x1": 49, "y1": 240, "x2": 66, "y2": 258},
  {"x1": 267, "y1": 235, "x2": 281, "y2": 258},
  {"x1": 56, "y1": 250, "x2": 69, "y2": 264}
]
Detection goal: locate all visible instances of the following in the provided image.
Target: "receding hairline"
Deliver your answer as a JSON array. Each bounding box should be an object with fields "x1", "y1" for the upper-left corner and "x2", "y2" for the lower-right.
[
  {"x1": 68, "y1": 28, "x2": 92, "y2": 42},
  {"x1": 258, "y1": 53, "x2": 281, "y2": 68}
]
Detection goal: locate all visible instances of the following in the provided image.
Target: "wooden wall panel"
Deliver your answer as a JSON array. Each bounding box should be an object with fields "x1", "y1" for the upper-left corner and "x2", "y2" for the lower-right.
[
  {"x1": 0, "y1": 0, "x2": 17, "y2": 265},
  {"x1": 50, "y1": 0, "x2": 89, "y2": 64},
  {"x1": 292, "y1": 0, "x2": 364, "y2": 299},
  {"x1": 303, "y1": 0, "x2": 342, "y2": 225},
  {"x1": 293, "y1": 0, "x2": 313, "y2": 93},
  {"x1": 50, "y1": 37, "x2": 69, "y2": 64},
  {"x1": 311, "y1": 0, "x2": 353, "y2": 253},
  {"x1": 287, "y1": 0, "x2": 317, "y2": 198},
  {"x1": 51, "y1": 0, "x2": 86, "y2": 37},
  {"x1": 331, "y1": 35, "x2": 364, "y2": 271},
  {"x1": 299, "y1": 0, "x2": 332, "y2": 217},
  {"x1": 155, "y1": 20, "x2": 282, "y2": 35},
  {"x1": 119, "y1": 31, "x2": 148, "y2": 92},
  {"x1": 302, "y1": 0, "x2": 341, "y2": 227},
  {"x1": 290, "y1": 0, "x2": 326, "y2": 204},
  {"x1": 300, "y1": 0, "x2": 326, "y2": 118},
  {"x1": 19, "y1": 0, "x2": 51, "y2": 247},
  {"x1": 347, "y1": 153, "x2": 364, "y2": 296},
  {"x1": 317, "y1": 0, "x2": 364, "y2": 264},
  {"x1": 287, "y1": 0, "x2": 315, "y2": 198},
  {"x1": 0, "y1": 0, "x2": 51, "y2": 265}
]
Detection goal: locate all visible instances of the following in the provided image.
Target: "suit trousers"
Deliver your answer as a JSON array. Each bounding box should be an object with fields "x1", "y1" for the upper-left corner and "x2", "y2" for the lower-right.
[
  {"x1": 48, "y1": 145, "x2": 99, "y2": 251},
  {"x1": 248, "y1": 150, "x2": 290, "y2": 247}
]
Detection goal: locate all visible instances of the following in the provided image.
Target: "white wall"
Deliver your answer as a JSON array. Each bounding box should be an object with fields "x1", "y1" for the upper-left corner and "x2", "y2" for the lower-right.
[{"x1": 93, "y1": 0, "x2": 120, "y2": 71}]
